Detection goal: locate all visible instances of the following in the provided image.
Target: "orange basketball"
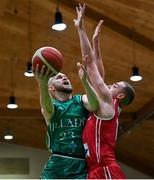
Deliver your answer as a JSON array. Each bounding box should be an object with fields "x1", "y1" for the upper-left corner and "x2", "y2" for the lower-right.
[{"x1": 32, "y1": 46, "x2": 64, "y2": 74}]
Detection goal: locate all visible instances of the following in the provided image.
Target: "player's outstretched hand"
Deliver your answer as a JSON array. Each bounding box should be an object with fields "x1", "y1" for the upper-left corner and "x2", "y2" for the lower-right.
[{"x1": 74, "y1": 3, "x2": 85, "y2": 29}]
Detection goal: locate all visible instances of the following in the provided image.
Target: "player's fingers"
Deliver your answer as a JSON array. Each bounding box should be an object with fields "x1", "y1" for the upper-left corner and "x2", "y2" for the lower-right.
[
  {"x1": 35, "y1": 64, "x2": 39, "y2": 74},
  {"x1": 76, "y1": 6, "x2": 79, "y2": 15},
  {"x1": 79, "y1": 3, "x2": 81, "y2": 10},
  {"x1": 82, "y1": 55, "x2": 88, "y2": 66},
  {"x1": 99, "y1": 20, "x2": 104, "y2": 25},
  {"x1": 82, "y1": 3, "x2": 86, "y2": 14},
  {"x1": 98, "y1": 20, "x2": 104, "y2": 31},
  {"x1": 45, "y1": 68, "x2": 51, "y2": 78},
  {"x1": 77, "y1": 62, "x2": 81, "y2": 68},
  {"x1": 40, "y1": 65, "x2": 45, "y2": 75}
]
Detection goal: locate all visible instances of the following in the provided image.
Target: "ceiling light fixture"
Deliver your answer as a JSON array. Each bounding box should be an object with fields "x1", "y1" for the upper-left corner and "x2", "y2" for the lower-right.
[
  {"x1": 7, "y1": 57, "x2": 18, "y2": 109},
  {"x1": 52, "y1": 0, "x2": 66, "y2": 31},
  {"x1": 24, "y1": 62, "x2": 34, "y2": 77},
  {"x1": 130, "y1": 66, "x2": 142, "y2": 82},
  {"x1": 4, "y1": 129, "x2": 13, "y2": 140},
  {"x1": 7, "y1": 96, "x2": 18, "y2": 109},
  {"x1": 130, "y1": 29, "x2": 142, "y2": 82}
]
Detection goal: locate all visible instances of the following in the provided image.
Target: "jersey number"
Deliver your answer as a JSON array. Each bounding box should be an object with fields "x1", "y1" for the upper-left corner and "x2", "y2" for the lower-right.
[{"x1": 59, "y1": 131, "x2": 75, "y2": 140}]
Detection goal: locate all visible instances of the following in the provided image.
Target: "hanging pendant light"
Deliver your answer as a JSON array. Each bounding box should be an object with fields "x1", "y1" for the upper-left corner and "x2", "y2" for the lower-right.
[
  {"x1": 7, "y1": 96, "x2": 18, "y2": 109},
  {"x1": 24, "y1": 0, "x2": 34, "y2": 77},
  {"x1": 52, "y1": 0, "x2": 66, "y2": 31},
  {"x1": 7, "y1": 56, "x2": 18, "y2": 109},
  {"x1": 129, "y1": 30, "x2": 142, "y2": 82},
  {"x1": 130, "y1": 66, "x2": 142, "y2": 82},
  {"x1": 24, "y1": 62, "x2": 34, "y2": 77},
  {"x1": 4, "y1": 129, "x2": 14, "y2": 140}
]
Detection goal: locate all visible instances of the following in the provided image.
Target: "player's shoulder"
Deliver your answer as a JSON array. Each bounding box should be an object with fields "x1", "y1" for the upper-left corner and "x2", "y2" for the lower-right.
[
  {"x1": 73, "y1": 94, "x2": 82, "y2": 101},
  {"x1": 73, "y1": 94, "x2": 86, "y2": 107}
]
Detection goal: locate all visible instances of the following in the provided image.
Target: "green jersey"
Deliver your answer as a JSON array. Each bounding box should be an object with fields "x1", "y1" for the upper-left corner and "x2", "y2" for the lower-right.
[{"x1": 41, "y1": 95, "x2": 89, "y2": 179}]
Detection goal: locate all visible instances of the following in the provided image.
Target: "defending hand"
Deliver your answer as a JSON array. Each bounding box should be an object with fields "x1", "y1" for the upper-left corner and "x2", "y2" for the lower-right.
[
  {"x1": 74, "y1": 3, "x2": 85, "y2": 29},
  {"x1": 93, "y1": 20, "x2": 104, "y2": 42}
]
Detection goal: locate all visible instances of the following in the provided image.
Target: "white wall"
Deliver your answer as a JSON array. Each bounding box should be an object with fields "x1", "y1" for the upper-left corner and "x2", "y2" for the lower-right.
[
  {"x1": 0, "y1": 142, "x2": 50, "y2": 179},
  {"x1": 0, "y1": 142, "x2": 152, "y2": 179}
]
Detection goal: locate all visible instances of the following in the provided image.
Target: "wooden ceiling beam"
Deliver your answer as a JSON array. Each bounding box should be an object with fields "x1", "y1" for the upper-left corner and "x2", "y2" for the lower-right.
[
  {"x1": 118, "y1": 98, "x2": 154, "y2": 136},
  {"x1": 58, "y1": 0, "x2": 154, "y2": 51},
  {"x1": 135, "y1": 98, "x2": 154, "y2": 119},
  {"x1": 0, "y1": 0, "x2": 10, "y2": 16},
  {"x1": 0, "y1": 20, "x2": 26, "y2": 35},
  {"x1": 0, "y1": 108, "x2": 43, "y2": 121},
  {"x1": 0, "y1": 108, "x2": 134, "y2": 121}
]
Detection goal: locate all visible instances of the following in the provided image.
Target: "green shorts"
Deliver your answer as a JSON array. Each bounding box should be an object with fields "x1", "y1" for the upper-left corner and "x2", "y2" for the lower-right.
[{"x1": 40, "y1": 154, "x2": 87, "y2": 179}]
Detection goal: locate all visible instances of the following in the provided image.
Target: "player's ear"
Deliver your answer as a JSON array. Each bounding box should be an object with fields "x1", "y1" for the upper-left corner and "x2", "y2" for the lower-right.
[
  {"x1": 49, "y1": 85, "x2": 55, "y2": 91},
  {"x1": 117, "y1": 93, "x2": 125, "y2": 99}
]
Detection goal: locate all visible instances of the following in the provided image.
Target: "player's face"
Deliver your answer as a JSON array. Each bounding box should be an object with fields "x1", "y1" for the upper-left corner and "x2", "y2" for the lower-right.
[
  {"x1": 108, "y1": 81, "x2": 125, "y2": 98},
  {"x1": 51, "y1": 73, "x2": 73, "y2": 93}
]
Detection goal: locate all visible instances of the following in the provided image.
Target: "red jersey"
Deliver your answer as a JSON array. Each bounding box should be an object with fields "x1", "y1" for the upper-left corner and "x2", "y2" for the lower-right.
[{"x1": 82, "y1": 99, "x2": 125, "y2": 179}]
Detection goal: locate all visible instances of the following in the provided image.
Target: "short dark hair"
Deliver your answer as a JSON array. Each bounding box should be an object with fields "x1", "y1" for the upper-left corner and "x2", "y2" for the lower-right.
[{"x1": 122, "y1": 81, "x2": 135, "y2": 106}]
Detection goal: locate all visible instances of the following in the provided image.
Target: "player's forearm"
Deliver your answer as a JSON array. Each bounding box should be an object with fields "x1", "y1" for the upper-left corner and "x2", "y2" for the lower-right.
[
  {"x1": 93, "y1": 35, "x2": 105, "y2": 79},
  {"x1": 38, "y1": 82, "x2": 54, "y2": 116},
  {"x1": 81, "y1": 77, "x2": 98, "y2": 112},
  {"x1": 77, "y1": 27, "x2": 94, "y2": 63}
]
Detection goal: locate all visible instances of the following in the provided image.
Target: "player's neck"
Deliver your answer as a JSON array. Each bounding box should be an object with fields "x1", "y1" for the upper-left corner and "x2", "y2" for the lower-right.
[{"x1": 55, "y1": 92, "x2": 72, "y2": 102}]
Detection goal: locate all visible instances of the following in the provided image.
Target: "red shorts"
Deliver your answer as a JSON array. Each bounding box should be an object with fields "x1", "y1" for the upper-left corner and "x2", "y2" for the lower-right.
[{"x1": 87, "y1": 163, "x2": 126, "y2": 179}]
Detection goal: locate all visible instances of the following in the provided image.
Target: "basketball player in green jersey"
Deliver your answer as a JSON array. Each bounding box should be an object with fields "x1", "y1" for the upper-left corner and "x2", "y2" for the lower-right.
[{"x1": 34, "y1": 63, "x2": 98, "y2": 179}]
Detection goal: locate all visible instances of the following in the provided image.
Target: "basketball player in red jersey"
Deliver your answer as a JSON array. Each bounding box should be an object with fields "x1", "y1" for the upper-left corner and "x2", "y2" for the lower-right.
[{"x1": 75, "y1": 4, "x2": 135, "y2": 179}]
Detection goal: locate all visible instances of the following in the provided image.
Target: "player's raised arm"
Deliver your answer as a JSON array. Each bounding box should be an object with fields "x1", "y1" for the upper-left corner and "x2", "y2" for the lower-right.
[
  {"x1": 92, "y1": 20, "x2": 105, "y2": 80},
  {"x1": 75, "y1": 4, "x2": 114, "y2": 118},
  {"x1": 74, "y1": 4, "x2": 94, "y2": 64},
  {"x1": 74, "y1": 4, "x2": 108, "y2": 99},
  {"x1": 33, "y1": 64, "x2": 55, "y2": 126},
  {"x1": 77, "y1": 57, "x2": 99, "y2": 112}
]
